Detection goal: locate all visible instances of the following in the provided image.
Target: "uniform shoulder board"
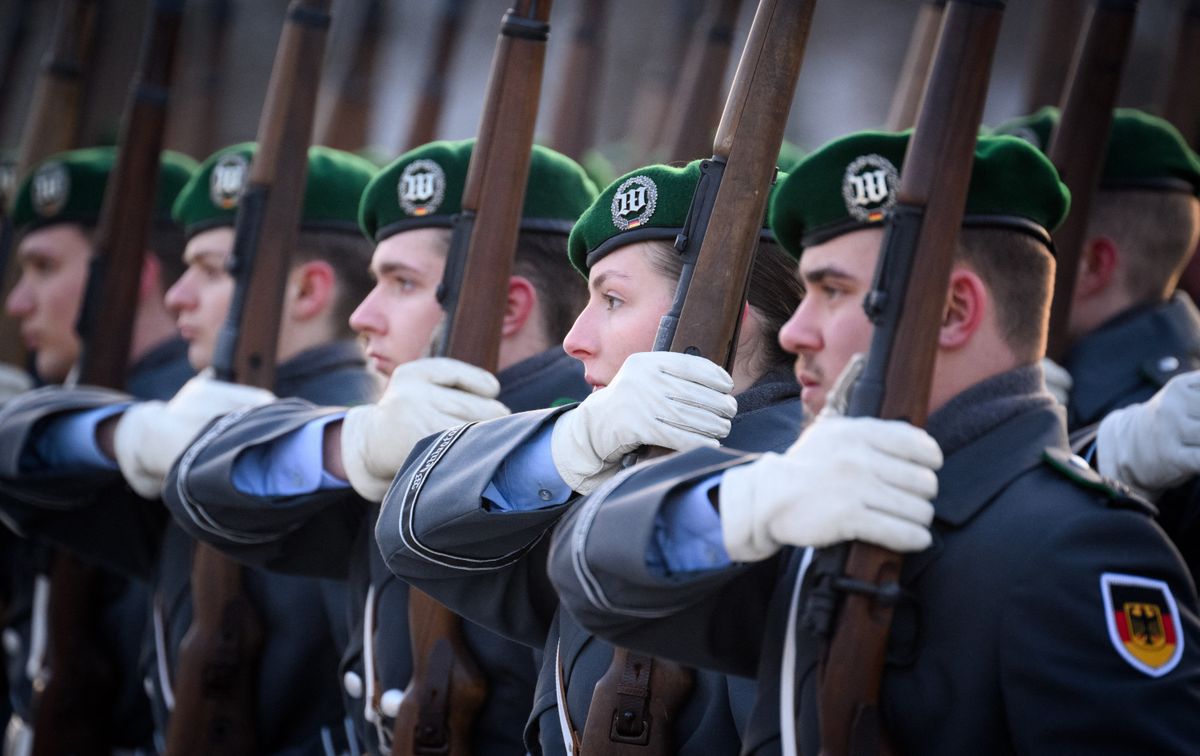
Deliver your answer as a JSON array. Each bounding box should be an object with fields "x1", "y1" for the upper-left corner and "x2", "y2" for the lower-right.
[{"x1": 1041, "y1": 447, "x2": 1157, "y2": 517}]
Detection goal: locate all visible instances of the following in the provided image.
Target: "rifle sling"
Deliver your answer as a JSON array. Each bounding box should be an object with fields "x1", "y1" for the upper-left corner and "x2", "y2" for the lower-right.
[{"x1": 580, "y1": 647, "x2": 693, "y2": 754}]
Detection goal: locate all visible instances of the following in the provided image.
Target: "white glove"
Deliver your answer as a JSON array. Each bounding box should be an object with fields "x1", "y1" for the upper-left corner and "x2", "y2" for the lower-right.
[
  {"x1": 1041, "y1": 357, "x2": 1073, "y2": 407},
  {"x1": 1096, "y1": 370, "x2": 1200, "y2": 497},
  {"x1": 341, "y1": 357, "x2": 509, "y2": 502},
  {"x1": 0, "y1": 362, "x2": 32, "y2": 404},
  {"x1": 550, "y1": 351, "x2": 737, "y2": 495},
  {"x1": 114, "y1": 372, "x2": 276, "y2": 498},
  {"x1": 720, "y1": 416, "x2": 942, "y2": 563}
]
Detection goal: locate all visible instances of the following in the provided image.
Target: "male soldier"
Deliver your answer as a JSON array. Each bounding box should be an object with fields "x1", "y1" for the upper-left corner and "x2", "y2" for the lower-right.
[
  {"x1": 546, "y1": 131, "x2": 1200, "y2": 753},
  {"x1": 0, "y1": 143, "x2": 379, "y2": 753},
  {"x1": 994, "y1": 109, "x2": 1200, "y2": 579},
  {"x1": 0, "y1": 146, "x2": 196, "y2": 752},
  {"x1": 159, "y1": 140, "x2": 597, "y2": 753},
  {"x1": 992, "y1": 107, "x2": 1200, "y2": 425},
  {"x1": 376, "y1": 161, "x2": 805, "y2": 754}
]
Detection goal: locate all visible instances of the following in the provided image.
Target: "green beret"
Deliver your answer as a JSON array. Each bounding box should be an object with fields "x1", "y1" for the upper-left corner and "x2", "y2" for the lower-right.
[
  {"x1": 770, "y1": 130, "x2": 1071, "y2": 259},
  {"x1": 172, "y1": 143, "x2": 378, "y2": 238},
  {"x1": 992, "y1": 107, "x2": 1200, "y2": 196},
  {"x1": 568, "y1": 160, "x2": 783, "y2": 275},
  {"x1": 12, "y1": 147, "x2": 197, "y2": 232},
  {"x1": 358, "y1": 139, "x2": 598, "y2": 243},
  {"x1": 777, "y1": 140, "x2": 806, "y2": 172}
]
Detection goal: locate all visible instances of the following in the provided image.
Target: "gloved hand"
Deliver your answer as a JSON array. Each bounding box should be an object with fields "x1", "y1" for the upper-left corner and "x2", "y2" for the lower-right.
[
  {"x1": 720, "y1": 416, "x2": 942, "y2": 562},
  {"x1": 114, "y1": 372, "x2": 276, "y2": 498},
  {"x1": 1041, "y1": 357, "x2": 1073, "y2": 407},
  {"x1": 550, "y1": 351, "x2": 737, "y2": 495},
  {"x1": 1096, "y1": 370, "x2": 1200, "y2": 498},
  {"x1": 341, "y1": 357, "x2": 509, "y2": 502}
]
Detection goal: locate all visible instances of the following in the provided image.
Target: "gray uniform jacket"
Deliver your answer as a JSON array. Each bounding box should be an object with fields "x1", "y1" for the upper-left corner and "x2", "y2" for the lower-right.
[
  {"x1": 377, "y1": 366, "x2": 802, "y2": 755},
  {"x1": 0, "y1": 340, "x2": 375, "y2": 755},
  {"x1": 1066, "y1": 293, "x2": 1200, "y2": 582},
  {"x1": 0, "y1": 336, "x2": 193, "y2": 750},
  {"x1": 162, "y1": 347, "x2": 589, "y2": 754},
  {"x1": 548, "y1": 366, "x2": 1200, "y2": 755}
]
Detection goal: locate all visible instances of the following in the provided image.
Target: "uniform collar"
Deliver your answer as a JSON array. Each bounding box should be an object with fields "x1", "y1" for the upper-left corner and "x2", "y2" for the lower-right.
[
  {"x1": 1066, "y1": 293, "x2": 1200, "y2": 428},
  {"x1": 496, "y1": 347, "x2": 589, "y2": 413},
  {"x1": 274, "y1": 339, "x2": 367, "y2": 398}
]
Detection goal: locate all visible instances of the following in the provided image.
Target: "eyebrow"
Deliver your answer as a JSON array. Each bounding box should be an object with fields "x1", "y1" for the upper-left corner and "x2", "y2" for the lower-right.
[
  {"x1": 374, "y1": 260, "x2": 423, "y2": 279},
  {"x1": 802, "y1": 265, "x2": 859, "y2": 286},
  {"x1": 183, "y1": 248, "x2": 227, "y2": 266},
  {"x1": 590, "y1": 270, "x2": 631, "y2": 293}
]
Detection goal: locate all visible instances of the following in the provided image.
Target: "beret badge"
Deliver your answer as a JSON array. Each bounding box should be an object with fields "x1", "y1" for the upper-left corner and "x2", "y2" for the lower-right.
[
  {"x1": 209, "y1": 152, "x2": 249, "y2": 210},
  {"x1": 31, "y1": 161, "x2": 69, "y2": 217},
  {"x1": 610, "y1": 174, "x2": 658, "y2": 231},
  {"x1": 842, "y1": 154, "x2": 898, "y2": 223},
  {"x1": 398, "y1": 159, "x2": 446, "y2": 217}
]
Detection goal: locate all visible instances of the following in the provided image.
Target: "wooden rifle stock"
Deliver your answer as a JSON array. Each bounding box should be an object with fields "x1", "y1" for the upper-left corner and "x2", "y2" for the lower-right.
[
  {"x1": 885, "y1": 0, "x2": 945, "y2": 131},
  {"x1": 816, "y1": 3, "x2": 1004, "y2": 755},
  {"x1": 403, "y1": 0, "x2": 472, "y2": 152},
  {"x1": 662, "y1": 0, "x2": 744, "y2": 164},
  {"x1": 165, "y1": 2, "x2": 331, "y2": 754},
  {"x1": 1044, "y1": 0, "x2": 1138, "y2": 362},
  {"x1": 1163, "y1": 0, "x2": 1200, "y2": 147},
  {"x1": 32, "y1": 2, "x2": 185, "y2": 754},
  {"x1": 548, "y1": 0, "x2": 609, "y2": 162},
  {"x1": 585, "y1": 1, "x2": 818, "y2": 753},
  {"x1": 394, "y1": 3, "x2": 554, "y2": 753},
  {"x1": 1021, "y1": 0, "x2": 1086, "y2": 113},
  {"x1": 319, "y1": 0, "x2": 382, "y2": 151}
]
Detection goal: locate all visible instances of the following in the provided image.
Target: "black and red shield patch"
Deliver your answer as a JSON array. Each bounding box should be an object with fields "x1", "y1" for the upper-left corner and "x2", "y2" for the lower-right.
[{"x1": 1101, "y1": 573, "x2": 1183, "y2": 677}]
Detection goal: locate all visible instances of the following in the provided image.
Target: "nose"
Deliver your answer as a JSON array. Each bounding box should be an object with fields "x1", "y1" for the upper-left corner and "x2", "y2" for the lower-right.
[
  {"x1": 561, "y1": 305, "x2": 597, "y2": 361},
  {"x1": 164, "y1": 271, "x2": 197, "y2": 316},
  {"x1": 349, "y1": 285, "x2": 385, "y2": 336},
  {"x1": 778, "y1": 298, "x2": 820, "y2": 358},
  {"x1": 4, "y1": 274, "x2": 33, "y2": 319}
]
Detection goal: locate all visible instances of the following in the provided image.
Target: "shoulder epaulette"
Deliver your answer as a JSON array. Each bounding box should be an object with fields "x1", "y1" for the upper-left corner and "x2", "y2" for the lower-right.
[{"x1": 1041, "y1": 447, "x2": 1157, "y2": 517}]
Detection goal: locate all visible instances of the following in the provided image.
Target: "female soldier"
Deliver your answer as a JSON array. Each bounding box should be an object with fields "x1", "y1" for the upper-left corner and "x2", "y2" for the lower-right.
[{"x1": 376, "y1": 160, "x2": 803, "y2": 754}]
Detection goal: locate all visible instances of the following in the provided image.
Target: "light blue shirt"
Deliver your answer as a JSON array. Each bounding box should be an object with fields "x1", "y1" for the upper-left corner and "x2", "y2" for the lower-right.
[
  {"x1": 481, "y1": 422, "x2": 731, "y2": 575},
  {"x1": 230, "y1": 412, "x2": 351, "y2": 496},
  {"x1": 28, "y1": 404, "x2": 129, "y2": 473}
]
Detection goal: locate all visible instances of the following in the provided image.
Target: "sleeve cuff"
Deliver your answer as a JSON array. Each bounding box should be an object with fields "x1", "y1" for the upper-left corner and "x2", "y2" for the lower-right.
[
  {"x1": 231, "y1": 412, "x2": 350, "y2": 496},
  {"x1": 647, "y1": 472, "x2": 731, "y2": 576},
  {"x1": 26, "y1": 403, "x2": 130, "y2": 473},
  {"x1": 484, "y1": 424, "x2": 572, "y2": 512}
]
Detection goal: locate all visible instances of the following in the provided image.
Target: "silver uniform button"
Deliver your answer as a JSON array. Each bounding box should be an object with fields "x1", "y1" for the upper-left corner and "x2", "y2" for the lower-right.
[
  {"x1": 1159, "y1": 356, "x2": 1181, "y2": 373},
  {"x1": 380, "y1": 689, "x2": 405, "y2": 718},
  {"x1": 144, "y1": 676, "x2": 155, "y2": 697},
  {"x1": 1, "y1": 628, "x2": 19, "y2": 655},
  {"x1": 343, "y1": 670, "x2": 364, "y2": 699}
]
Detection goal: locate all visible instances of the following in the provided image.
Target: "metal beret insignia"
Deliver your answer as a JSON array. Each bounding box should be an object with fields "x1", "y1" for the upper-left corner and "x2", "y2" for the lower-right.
[
  {"x1": 398, "y1": 159, "x2": 446, "y2": 217},
  {"x1": 210, "y1": 152, "x2": 249, "y2": 210},
  {"x1": 31, "y1": 161, "x2": 70, "y2": 217},
  {"x1": 610, "y1": 175, "x2": 658, "y2": 231},
  {"x1": 1101, "y1": 572, "x2": 1184, "y2": 677},
  {"x1": 842, "y1": 154, "x2": 898, "y2": 223}
]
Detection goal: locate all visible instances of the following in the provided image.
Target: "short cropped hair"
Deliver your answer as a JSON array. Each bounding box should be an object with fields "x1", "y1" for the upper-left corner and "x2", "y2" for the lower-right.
[
  {"x1": 293, "y1": 228, "x2": 376, "y2": 339},
  {"x1": 1087, "y1": 189, "x2": 1200, "y2": 303}
]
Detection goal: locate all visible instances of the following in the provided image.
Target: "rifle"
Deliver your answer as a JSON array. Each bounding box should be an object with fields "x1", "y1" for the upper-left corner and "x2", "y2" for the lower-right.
[
  {"x1": 662, "y1": 0, "x2": 745, "y2": 164},
  {"x1": 1044, "y1": 0, "x2": 1138, "y2": 362},
  {"x1": 884, "y1": 0, "x2": 945, "y2": 131},
  {"x1": 547, "y1": 0, "x2": 609, "y2": 162},
  {"x1": 1161, "y1": 0, "x2": 1200, "y2": 148},
  {"x1": 1021, "y1": 0, "x2": 1086, "y2": 113},
  {"x1": 318, "y1": 0, "x2": 382, "y2": 151},
  {"x1": 166, "y1": 0, "x2": 233, "y2": 160},
  {"x1": 31, "y1": 1, "x2": 186, "y2": 753},
  {"x1": 403, "y1": 0, "x2": 472, "y2": 152},
  {"x1": 816, "y1": 2, "x2": 1005, "y2": 754},
  {"x1": 393, "y1": 3, "x2": 554, "y2": 752},
  {"x1": 164, "y1": 2, "x2": 332, "y2": 753},
  {"x1": 0, "y1": 0, "x2": 33, "y2": 132},
  {"x1": 585, "y1": 1, "x2": 819, "y2": 753}
]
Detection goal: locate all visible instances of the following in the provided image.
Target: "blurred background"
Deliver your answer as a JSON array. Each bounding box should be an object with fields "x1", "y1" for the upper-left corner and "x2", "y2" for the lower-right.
[{"x1": 0, "y1": 0, "x2": 1189, "y2": 176}]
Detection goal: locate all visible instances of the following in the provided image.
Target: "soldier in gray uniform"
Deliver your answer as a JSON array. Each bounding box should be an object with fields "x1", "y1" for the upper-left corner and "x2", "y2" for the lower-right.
[
  {"x1": 0, "y1": 147, "x2": 196, "y2": 753},
  {"x1": 548, "y1": 131, "x2": 1200, "y2": 754},
  {"x1": 376, "y1": 160, "x2": 804, "y2": 754},
  {"x1": 159, "y1": 140, "x2": 598, "y2": 754},
  {"x1": 0, "y1": 143, "x2": 380, "y2": 754},
  {"x1": 995, "y1": 109, "x2": 1200, "y2": 580}
]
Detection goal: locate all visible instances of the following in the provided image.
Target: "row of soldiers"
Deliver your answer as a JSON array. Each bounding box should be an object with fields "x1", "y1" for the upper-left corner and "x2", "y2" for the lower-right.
[{"x1": 0, "y1": 103, "x2": 1197, "y2": 753}]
